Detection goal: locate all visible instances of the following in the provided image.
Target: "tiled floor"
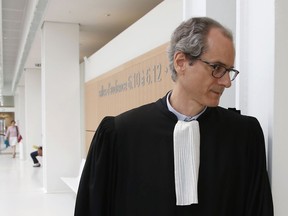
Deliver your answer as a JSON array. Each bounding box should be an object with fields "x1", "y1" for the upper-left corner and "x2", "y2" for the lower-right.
[{"x1": 0, "y1": 152, "x2": 76, "y2": 216}]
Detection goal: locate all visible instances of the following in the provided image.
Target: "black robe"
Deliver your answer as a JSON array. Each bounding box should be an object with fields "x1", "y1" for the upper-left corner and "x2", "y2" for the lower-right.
[{"x1": 75, "y1": 95, "x2": 273, "y2": 216}]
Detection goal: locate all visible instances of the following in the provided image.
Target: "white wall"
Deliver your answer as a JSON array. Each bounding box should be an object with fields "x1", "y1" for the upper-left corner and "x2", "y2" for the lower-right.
[
  {"x1": 79, "y1": 62, "x2": 86, "y2": 159},
  {"x1": 236, "y1": 0, "x2": 274, "y2": 142},
  {"x1": 273, "y1": 0, "x2": 288, "y2": 215},
  {"x1": 85, "y1": 0, "x2": 184, "y2": 81},
  {"x1": 236, "y1": 0, "x2": 275, "y2": 187}
]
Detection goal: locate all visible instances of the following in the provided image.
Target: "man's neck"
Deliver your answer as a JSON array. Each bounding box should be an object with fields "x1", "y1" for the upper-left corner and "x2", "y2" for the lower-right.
[{"x1": 169, "y1": 89, "x2": 206, "y2": 117}]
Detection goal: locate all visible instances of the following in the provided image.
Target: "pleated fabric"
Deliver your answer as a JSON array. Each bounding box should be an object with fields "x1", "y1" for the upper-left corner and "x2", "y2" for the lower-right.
[{"x1": 173, "y1": 120, "x2": 200, "y2": 205}]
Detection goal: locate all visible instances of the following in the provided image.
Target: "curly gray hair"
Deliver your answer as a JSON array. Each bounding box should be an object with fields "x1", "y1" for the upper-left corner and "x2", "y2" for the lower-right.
[{"x1": 167, "y1": 17, "x2": 233, "y2": 81}]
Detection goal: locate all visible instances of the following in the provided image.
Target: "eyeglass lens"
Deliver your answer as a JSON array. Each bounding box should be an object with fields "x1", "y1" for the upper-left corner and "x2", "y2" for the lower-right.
[{"x1": 213, "y1": 65, "x2": 238, "y2": 81}]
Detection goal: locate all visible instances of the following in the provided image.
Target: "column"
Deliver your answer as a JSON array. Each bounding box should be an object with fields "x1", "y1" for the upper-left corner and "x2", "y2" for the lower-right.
[
  {"x1": 14, "y1": 85, "x2": 26, "y2": 160},
  {"x1": 183, "y1": 0, "x2": 206, "y2": 19},
  {"x1": 41, "y1": 22, "x2": 81, "y2": 192},
  {"x1": 24, "y1": 68, "x2": 42, "y2": 161},
  {"x1": 236, "y1": 0, "x2": 274, "y2": 158},
  {"x1": 273, "y1": 0, "x2": 288, "y2": 214}
]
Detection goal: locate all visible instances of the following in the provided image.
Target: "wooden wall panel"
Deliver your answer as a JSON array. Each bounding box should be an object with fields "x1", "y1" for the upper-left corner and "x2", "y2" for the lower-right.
[{"x1": 85, "y1": 43, "x2": 174, "y2": 151}]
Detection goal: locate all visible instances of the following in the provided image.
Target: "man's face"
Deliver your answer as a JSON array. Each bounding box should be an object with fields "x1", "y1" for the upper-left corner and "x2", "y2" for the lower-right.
[{"x1": 175, "y1": 28, "x2": 235, "y2": 107}]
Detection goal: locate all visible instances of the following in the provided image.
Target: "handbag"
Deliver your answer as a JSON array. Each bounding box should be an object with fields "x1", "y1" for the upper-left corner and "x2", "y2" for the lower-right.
[
  {"x1": 16, "y1": 126, "x2": 22, "y2": 143},
  {"x1": 4, "y1": 139, "x2": 9, "y2": 147},
  {"x1": 18, "y1": 135, "x2": 23, "y2": 143}
]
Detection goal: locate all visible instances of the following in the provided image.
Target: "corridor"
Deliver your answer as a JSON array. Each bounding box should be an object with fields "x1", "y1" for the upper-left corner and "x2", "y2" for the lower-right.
[{"x1": 0, "y1": 152, "x2": 76, "y2": 216}]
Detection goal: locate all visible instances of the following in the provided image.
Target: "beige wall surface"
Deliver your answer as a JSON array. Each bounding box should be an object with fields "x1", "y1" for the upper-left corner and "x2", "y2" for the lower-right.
[{"x1": 85, "y1": 43, "x2": 174, "y2": 150}]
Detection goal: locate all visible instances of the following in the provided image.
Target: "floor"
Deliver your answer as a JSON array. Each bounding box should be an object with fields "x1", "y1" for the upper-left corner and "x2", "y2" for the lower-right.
[{"x1": 0, "y1": 151, "x2": 76, "y2": 216}]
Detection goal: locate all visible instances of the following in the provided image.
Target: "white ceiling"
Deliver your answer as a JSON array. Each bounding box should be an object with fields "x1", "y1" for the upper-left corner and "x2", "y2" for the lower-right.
[{"x1": 1, "y1": 0, "x2": 163, "y2": 96}]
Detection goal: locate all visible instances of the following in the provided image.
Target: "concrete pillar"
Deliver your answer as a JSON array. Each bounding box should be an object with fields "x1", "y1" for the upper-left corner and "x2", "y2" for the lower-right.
[
  {"x1": 14, "y1": 85, "x2": 26, "y2": 160},
  {"x1": 183, "y1": 0, "x2": 206, "y2": 18},
  {"x1": 236, "y1": 0, "x2": 274, "y2": 164},
  {"x1": 41, "y1": 21, "x2": 81, "y2": 193},
  {"x1": 24, "y1": 68, "x2": 42, "y2": 161},
  {"x1": 273, "y1": 0, "x2": 288, "y2": 214}
]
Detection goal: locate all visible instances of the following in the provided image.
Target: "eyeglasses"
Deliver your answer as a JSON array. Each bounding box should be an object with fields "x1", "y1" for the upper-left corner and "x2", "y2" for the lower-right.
[{"x1": 197, "y1": 58, "x2": 239, "y2": 81}]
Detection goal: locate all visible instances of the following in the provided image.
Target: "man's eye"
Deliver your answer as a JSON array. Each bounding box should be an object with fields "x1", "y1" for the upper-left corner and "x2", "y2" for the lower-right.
[{"x1": 214, "y1": 65, "x2": 221, "y2": 71}]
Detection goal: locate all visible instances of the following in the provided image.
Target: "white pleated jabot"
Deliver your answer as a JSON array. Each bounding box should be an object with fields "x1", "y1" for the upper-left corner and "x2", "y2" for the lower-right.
[{"x1": 173, "y1": 120, "x2": 200, "y2": 206}]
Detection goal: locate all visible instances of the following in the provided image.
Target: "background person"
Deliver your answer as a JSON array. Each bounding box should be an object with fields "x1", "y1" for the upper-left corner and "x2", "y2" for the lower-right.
[
  {"x1": 30, "y1": 146, "x2": 42, "y2": 167},
  {"x1": 5, "y1": 120, "x2": 21, "y2": 158}
]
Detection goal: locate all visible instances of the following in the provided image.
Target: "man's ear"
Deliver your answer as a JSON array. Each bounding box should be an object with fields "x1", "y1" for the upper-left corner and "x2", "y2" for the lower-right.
[{"x1": 173, "y1": 52, "x2": 187, "y2": 75}]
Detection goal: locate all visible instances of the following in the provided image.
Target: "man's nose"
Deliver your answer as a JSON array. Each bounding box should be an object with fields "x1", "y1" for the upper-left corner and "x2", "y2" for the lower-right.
[{"x1": 218, "y1": 72, "x2": 232, "y2": 88}]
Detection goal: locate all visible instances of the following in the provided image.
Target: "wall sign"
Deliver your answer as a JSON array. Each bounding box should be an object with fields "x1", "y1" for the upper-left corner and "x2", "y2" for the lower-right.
[{"x1": 85, "y1": 43, "x2": 173, "y2": 149}]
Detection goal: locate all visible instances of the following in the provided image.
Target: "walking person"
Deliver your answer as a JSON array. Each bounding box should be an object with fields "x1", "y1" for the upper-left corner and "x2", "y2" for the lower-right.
[{"x1": 5, "y1": 120, "x2": 22, "y2": 158}]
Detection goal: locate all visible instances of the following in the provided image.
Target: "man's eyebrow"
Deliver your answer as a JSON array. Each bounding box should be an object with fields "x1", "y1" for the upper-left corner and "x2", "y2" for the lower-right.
[{"x1": 212, "y1": 60, "x2": 235, "y2": 69}]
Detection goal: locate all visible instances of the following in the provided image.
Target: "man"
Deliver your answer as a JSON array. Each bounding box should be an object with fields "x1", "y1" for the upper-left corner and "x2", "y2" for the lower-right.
[{"x1": 75, "y1": 17, "x2": 273, "y2": 216}]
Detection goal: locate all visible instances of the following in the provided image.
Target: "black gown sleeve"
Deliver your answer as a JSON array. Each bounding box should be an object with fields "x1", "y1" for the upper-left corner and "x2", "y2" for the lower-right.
[
  {"x1": 74, "y1": 116, "x2": 117, "y2": 216},
  {"x1": 245, "y1": 117, "x2": 273, "y2": 216}
]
